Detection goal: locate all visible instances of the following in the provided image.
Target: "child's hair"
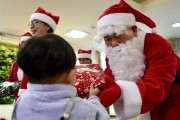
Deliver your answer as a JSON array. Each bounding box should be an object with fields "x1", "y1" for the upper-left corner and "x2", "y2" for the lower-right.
[{"x1": 17, "y1": 34, "x2": 76, "y2": 84}]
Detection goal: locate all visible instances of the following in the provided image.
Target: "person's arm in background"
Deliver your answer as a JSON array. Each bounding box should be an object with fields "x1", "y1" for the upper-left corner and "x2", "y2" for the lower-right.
[
  {"x1": 1, "y1": 61, "x2": 21, "y2": 98},
  {"x1": 5, "y1": 61, "x2": 18, "y2": 82}
]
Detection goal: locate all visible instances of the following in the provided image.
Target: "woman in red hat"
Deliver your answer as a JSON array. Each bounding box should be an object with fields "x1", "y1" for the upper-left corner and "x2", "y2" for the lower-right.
[{"x1": 18, "y1": 7, "x2": 60, "y2": 96}]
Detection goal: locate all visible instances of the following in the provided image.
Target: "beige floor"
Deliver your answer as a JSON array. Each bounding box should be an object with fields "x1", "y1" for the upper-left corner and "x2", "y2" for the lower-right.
[
  {"x1": 108, "y1": 105, "x2": 137, "y2": 120},
  {"x1": 0, "y1": 104, "x2": 13, "y2": 120}
]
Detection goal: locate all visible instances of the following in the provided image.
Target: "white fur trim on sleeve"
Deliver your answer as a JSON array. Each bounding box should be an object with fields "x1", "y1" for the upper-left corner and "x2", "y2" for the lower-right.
[{"x1": 115, "y1": 80, "x2": 142, "y2": 119}]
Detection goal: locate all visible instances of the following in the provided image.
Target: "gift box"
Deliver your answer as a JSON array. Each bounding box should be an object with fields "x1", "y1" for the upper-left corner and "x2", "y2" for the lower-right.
[{"x1": 74, "y1": 64, "x2": 106, "y2": 98}]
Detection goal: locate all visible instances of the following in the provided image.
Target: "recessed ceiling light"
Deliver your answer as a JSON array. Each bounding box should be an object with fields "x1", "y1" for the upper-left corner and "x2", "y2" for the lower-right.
[
  {"x1": 65, "y1": 30, "x2": 89, "y2": 39},
  {"x1": 172, "y1": 23, "x2": 180, "y2": 28}
]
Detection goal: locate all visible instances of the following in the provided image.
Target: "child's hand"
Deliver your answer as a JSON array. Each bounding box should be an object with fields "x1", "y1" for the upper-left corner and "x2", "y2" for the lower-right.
[{"x1": 89, "y1": 84, "x2": 101, "y2": 97}]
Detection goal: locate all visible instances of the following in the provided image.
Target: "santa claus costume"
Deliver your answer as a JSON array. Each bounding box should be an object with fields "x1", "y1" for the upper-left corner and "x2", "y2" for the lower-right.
[
  {"x1": 95, "y1": 0, "x2": 180, "y2": 120},
  {"x1": 5, "y1": 32, "x2": 32, "y2": 99}
]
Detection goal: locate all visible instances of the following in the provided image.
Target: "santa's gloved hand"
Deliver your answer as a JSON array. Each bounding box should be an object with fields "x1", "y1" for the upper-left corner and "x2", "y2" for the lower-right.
[{"x1": 100, "y1": 75, "x2": 121, "y2": 107}]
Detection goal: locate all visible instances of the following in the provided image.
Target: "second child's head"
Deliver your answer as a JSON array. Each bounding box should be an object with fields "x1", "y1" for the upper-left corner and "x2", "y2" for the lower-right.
[{"x1": 17, "y1": 34, "x2": 76, "y2": 85}]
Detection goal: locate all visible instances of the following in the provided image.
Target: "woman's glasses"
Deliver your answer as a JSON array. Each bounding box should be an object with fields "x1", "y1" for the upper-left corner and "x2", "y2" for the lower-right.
[{"x1": 28, "y1": 20, "x2": 42, "y2": 27}]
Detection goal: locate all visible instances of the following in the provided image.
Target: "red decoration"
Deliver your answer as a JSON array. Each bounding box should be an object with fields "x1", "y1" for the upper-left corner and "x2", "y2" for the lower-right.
[{"x1": 74, "y1": 64, "x2": 106, "y2": 98}]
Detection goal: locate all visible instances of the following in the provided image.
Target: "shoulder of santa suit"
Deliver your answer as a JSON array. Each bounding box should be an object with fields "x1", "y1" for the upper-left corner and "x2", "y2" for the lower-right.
[{"x1": 144, "y1": 33, "x2": 170, "y2": 47}]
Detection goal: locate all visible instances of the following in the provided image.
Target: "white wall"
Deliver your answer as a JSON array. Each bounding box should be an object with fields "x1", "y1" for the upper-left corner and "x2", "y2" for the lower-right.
[
  {"x1": 99, "y1": 52, "x2": 106, "y2": 70},
  {"x1": 0, "y1": 34, "x2": 19, "y2": 45}
]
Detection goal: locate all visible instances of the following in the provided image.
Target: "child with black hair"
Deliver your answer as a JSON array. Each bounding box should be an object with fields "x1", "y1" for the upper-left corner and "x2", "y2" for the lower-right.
[{"x1": 12, "y1": 34, "x2": 109, "y2": 120}]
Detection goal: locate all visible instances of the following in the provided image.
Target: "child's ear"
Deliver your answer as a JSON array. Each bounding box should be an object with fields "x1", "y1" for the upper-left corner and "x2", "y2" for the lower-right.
[{"x1": 66, "y1": 69, "x2": 75, "y2": 85}]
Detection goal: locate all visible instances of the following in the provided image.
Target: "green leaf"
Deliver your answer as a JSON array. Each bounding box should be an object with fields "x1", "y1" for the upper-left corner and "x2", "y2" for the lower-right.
[{"x1": 0, "y1": 42, "x2": 18, "y2": 104}]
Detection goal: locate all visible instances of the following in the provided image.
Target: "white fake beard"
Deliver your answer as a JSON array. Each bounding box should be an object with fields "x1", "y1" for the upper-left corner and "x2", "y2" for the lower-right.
[{"x1": 105, "y1": 37, "x2": 145, "y2": 82}]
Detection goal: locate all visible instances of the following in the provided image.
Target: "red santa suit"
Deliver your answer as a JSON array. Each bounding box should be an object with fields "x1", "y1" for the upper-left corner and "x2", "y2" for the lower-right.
[
  {"x1": 5, "y1": 61, "x2": 24, "y2": 99},
  {"x1": 105, "y1": 32, "x2": 180, "y2": 120},
  {"x1": 6, "y1": 61, "x2": 23, "y2": 83},
  {"x1": 5, "y1": 32, "x2": 32, "y2": 98},
  {"x1": 95, "y1": 0, "x2": 180, "y2": 119}
]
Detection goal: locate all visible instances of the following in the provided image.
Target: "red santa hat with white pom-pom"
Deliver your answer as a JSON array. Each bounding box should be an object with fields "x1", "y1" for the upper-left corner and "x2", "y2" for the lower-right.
[
  {"x1": 77, "y1": 49, "x2": 92, "y2": 60},
  {"x1": 94, "y1": 0, "x2": 157, "y2": 44},
  {"x1": 19, "y1": 32, "x2": 32, "y2": 47}
]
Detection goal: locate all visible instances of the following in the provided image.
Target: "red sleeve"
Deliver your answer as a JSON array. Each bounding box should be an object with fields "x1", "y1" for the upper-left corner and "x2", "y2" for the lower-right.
[
  {"x1": 137, "y1": 33, "x2": 178, "y2": 113},
  {"x1": 5, "y1": 61, "x2": 18, "y2": 82}
]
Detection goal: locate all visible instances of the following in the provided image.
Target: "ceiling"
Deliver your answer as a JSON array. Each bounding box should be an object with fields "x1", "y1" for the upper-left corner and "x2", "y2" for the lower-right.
[{"x1": 0, "y1": 0, "x2": 180, "y2": 52}]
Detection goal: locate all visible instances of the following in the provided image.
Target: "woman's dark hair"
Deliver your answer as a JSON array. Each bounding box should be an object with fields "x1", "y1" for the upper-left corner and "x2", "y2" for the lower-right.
[
  {"x1": 42, "y1": 22, "x2": 53, "y2": 33},
  {"x1": 48, "y1": 27, "x2": 53, "y2": 33},
  {"x1": 17, "y1": 34, "x2": 76, "y2": 83}
]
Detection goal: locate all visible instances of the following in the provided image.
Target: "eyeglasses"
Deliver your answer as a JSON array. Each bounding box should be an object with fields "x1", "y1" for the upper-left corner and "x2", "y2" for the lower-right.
[{"x1": 28, "y1": 20, "x2": 42, "y2": 27}]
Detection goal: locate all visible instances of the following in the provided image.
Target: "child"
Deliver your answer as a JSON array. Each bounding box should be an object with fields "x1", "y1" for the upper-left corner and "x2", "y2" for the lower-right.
[{"x1": 12, "y1": 34, "x2": 109, "y2": 120}]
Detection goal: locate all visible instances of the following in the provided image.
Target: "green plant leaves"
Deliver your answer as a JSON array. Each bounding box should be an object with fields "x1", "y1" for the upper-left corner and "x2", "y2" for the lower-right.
[{"x1": 0, "y1": 42, "x2": 18, "y2": 104}]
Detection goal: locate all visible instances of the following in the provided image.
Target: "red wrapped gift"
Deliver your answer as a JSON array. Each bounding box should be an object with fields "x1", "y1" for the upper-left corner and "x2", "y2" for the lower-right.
[{"x1": 74, "y1": 64, "x2": 106, "y2": 98}]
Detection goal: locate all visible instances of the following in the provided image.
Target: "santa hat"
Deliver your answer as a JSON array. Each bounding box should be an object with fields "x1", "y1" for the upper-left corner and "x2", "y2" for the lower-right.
[
  {"x1": 77, "y1": 49, "x2": 92, "y2": 59},
  {"x1": 19, "y1": 32, "x2": 32, "y2": 47},
  {"x1": 30, "y1": 7, "x2": 59, "y2": 32},
  {"x1": 94, "y1": 0, "x2": 157, "y2": 44}
]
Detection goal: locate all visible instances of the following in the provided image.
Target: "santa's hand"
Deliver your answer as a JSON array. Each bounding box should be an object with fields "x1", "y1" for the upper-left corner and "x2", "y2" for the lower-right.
[{"x1": 100, "y1": 75, "x2": 121, "y2": 107}]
